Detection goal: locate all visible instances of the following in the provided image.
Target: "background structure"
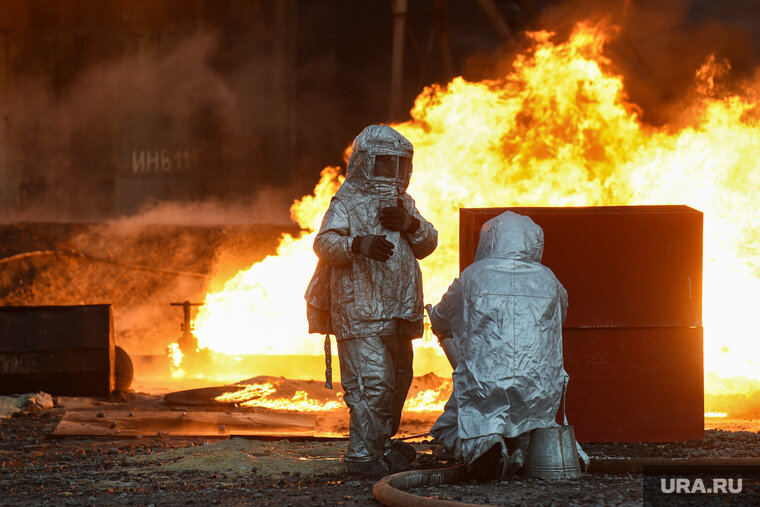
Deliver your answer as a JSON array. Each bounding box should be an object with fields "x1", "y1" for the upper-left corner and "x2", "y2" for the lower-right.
[{"x1": 3, "y1": 0, "x2": 755, "y2": 221}]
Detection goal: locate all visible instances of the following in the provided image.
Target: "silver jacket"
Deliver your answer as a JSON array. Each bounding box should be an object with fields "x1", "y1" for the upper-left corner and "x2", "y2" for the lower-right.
[
  {"x1": 305, "y1": 125, "x2": 438, "y2": 340},
  {"x1": 429, "y1": 211, "x2": 568, "y2": 464}
]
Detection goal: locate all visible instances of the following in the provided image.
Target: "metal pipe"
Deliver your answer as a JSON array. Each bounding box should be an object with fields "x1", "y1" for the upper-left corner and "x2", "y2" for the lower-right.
[
  {"x1": 390, "y1": 0, "x2": 408, "y2": 120},
  {"x1": 0, "y1": 250, "x2": 208, "y2": 278},
  {"x1": 475, "y1": 0, "x2": 512, "y2": 42},
  {"x1": 433, "y1": 0, "x2": 454, "y2": 77},
  {"x1": 590, "y1": 457, "x2": 760, "y2": 474}
]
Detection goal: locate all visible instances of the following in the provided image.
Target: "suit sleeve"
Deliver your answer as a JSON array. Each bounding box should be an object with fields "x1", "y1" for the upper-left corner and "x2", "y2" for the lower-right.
[
  {"x1": 558, "y1": 283, "x2": 568, "y2": 323},
  {"x1": 429, "y1": 278, "x2": 462, "y2": 339},
  {"x1": 313, "y1": 198, "x2": 360, "y2": 266},
  {"x1": 401, "y1": 194, "x2": 438, "y2": 259}
]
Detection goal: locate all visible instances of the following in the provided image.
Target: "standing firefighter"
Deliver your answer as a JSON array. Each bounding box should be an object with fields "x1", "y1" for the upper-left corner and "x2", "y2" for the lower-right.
[
  {"x1": 305, "y1": 124, "x2": 438, "y2": 477},
  {"x1": 427, "y1": 211, "x2": 571, "y2": 481}
]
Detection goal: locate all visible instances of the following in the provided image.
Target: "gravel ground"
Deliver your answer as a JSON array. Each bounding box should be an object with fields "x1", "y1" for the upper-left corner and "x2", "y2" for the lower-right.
[
  {"x1": 405, "y1": 474, "x2": 643, "y2": 506},
  {"x1": 3, "y1": 402, "x2": 760, "y2": 506}
]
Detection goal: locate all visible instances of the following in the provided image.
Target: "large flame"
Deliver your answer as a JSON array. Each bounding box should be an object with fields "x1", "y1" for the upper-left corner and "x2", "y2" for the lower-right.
[
  {"x1": 191, "y1": 167, "x2": 342, "y2": 356},
  {"x1": 182, "y1": 23, "x2": 760, "y2": 409}
]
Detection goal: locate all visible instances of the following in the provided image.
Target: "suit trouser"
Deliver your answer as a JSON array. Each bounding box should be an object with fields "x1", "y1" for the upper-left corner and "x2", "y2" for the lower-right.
[
  {"x1": 337, "y1": 335, "x2": 414, "y2": 462},
  {"x1": 431, "y1": 392, "x2": 531, "y2": 467}
]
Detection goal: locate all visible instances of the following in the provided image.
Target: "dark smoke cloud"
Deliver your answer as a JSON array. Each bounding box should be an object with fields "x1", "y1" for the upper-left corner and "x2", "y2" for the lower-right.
[
  {"x1": 0, "y1": 25, "x2": 297, "y2": 222},
  {"x1": 0, "y1": 18, "x2": 303, "y2": 367},
  {"x1": 538, "y1": 0, "x2": 760, "y2": 126},
  {"x1": 5, "y1": 0, "x2": 759, "y2": 223},
  {"x1": 460, "y1": 0, "x2": 760, "y2": 127}
]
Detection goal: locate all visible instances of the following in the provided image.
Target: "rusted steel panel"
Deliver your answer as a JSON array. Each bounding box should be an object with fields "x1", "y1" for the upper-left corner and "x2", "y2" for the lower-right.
[
  {"x1": 459, "y1": 206, "x2": 704, "y2": 442},
  {"x1": 460, "y1": 206, "x2": 703, "y2": 328},
  {"x1": 564, "y1": 327, "x2": 704, "y2": 442},
  {"x1": 0, "y1": 305, "x2": 114, "y2": 396}
]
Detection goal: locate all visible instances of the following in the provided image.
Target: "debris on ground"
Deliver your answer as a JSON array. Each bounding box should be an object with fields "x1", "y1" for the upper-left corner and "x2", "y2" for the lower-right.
[
  {"x1": 2, "y1": 392, "x2": 760, "y2": 505},
  {"x1": 0, "y1": 392, "x2": 55, "y2": 419}
]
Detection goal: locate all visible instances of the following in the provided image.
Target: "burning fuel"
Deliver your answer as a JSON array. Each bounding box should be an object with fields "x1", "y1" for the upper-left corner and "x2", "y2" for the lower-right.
[
  {"x1": 402, "y1": 379, "x2": 452, "y2": 413},
  {"x1": 213, "y1": 378, "x2": 451, "y2": 414},
  {"x1": 215, "y1": 382, "x2": 345, "y2": 412},
  {"x1": 167, "y1": 343, "x2": 185, "y2": 379},
  {"x1": 172, "y1": 22, "x2": 760, "y2": 410}
]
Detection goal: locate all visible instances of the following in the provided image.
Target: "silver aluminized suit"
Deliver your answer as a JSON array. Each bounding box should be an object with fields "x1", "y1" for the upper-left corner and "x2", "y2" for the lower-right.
[
  {"x1": 428, "y1": 211, "x2": 568, "y2": 473},
  {"x1": 305, "y1": 125, "x2": 437, "y2": 470}
]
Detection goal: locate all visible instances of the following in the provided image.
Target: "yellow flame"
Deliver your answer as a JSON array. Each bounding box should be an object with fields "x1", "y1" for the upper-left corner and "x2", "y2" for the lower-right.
[
  {"x1": 191, "y1": 167, "x2": 342, "y2": 356},
  {"x1": 186, "y1": 22, "x2": 760, "y2": 403},
  {"x1": 213, "y1": 382, "x2": 449, "y2": 413},
  {"x1": 214, "y1": 382, "x2": 343, "y2": 412},
  {"x1": 404, "y1": 381, "x2": 453, "y2": 413},
  {"x1": 704, "y1": 411, "x2": 728, "y2": 418},
  {"x1": 167, "y1": 342, "x2": 185, "y2": 379},
  {"x1": 215, "y1": 382, "x2": 276, "y2": 402}
]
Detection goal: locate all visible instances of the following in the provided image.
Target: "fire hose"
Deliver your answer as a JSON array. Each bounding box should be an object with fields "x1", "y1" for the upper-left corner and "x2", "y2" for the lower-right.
[
  {"x1": 372, "y1": 464, "x2": 474, "y2": 507},
  {"x1": 0, "y1": 249, "x2": 208, "y2": 278}
]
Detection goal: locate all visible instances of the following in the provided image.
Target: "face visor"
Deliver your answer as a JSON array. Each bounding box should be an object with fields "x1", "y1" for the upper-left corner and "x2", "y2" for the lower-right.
[{"x1": 372, "y1": 154, "x2": 412, "y2": 185}]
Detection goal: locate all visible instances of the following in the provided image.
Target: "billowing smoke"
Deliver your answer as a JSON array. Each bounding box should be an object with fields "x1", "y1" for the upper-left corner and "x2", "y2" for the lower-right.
[
  {"x1": 0, "y1": 25, "x2": 299, "y2": 222},
  {"x1": 0, "y1": 16, "x2": 303, "y2": 376},
  {"x1": 4, "y1": 1, "x2": 760, "y2": 221},
  {"x1": 462, "y1": 0, "x2": 760, "y2": 127}
]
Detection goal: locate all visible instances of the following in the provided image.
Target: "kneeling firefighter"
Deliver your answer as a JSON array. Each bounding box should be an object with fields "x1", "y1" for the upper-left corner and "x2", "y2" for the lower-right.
[
  {"x1": 305, "y1": 124, "x2": 438, "y2": 477},
  {"x1": 427, "y1": 211, "x2": 577, "y2": 481}
]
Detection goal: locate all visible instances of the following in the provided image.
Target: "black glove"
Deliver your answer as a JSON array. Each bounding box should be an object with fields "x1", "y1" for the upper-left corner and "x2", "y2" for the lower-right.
[
  {"x1": 380, "y1": 200, "x2": 420, "y2": 233},
  {"x1": 351, "y1": 234, "x2": 394, "y2": 262}
]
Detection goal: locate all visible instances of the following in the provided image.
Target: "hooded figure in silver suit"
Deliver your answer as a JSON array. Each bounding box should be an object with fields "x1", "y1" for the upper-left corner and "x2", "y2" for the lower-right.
[
  {"x1": 427, "y1": 211, "x2": 568, "y2": 481},
  {"x1": 305, "y1": 124, "x2": 438, "y2": 477}
]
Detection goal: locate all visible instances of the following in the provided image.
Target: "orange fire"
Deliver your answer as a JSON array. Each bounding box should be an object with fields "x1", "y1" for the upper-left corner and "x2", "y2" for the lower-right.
[
  {"x1": 171, "y1": 22, "x2": 760, "y2": 414},
  {"x1": 167, "y1": 342, "x2": 185, "y2": 379},
  {"x1": 214, "y1": 380, "x2": 451, "y2": 413},
  {"x1": 403, "y1": 379, "x2": 453, "y2": 413},
  {"x1": 214, "y1": 382, "x2": 344, "y2": 412}
]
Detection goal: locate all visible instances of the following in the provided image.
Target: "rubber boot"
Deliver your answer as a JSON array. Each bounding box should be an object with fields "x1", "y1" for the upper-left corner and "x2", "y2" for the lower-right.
[
  {"x1": 468, "y1": 443, "x2": 506, "y2": 483},
  {"x1": 391, "y1": 440, "x2": 417, "y2": 463},
  {"x1": 345, "y1": 459, "x2": 389, "y2": 478},
  {"x1": 383, "y1": 448, "x2": 411, "y2": 474}
]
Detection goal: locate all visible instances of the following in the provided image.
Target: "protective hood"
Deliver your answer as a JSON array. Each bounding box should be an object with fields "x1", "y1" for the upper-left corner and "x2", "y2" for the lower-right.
[
  {"x1": 345, "y1": 124, "x2": 414, "y2": 195},
  {"x1": 474, "y1": 211, "x2": 544, "y2": 263}
]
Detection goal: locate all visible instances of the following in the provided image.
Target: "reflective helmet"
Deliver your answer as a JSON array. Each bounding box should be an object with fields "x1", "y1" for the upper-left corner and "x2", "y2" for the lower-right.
[{"x1": 346, "y1": 124, "x2": 414, "y2": 194}]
